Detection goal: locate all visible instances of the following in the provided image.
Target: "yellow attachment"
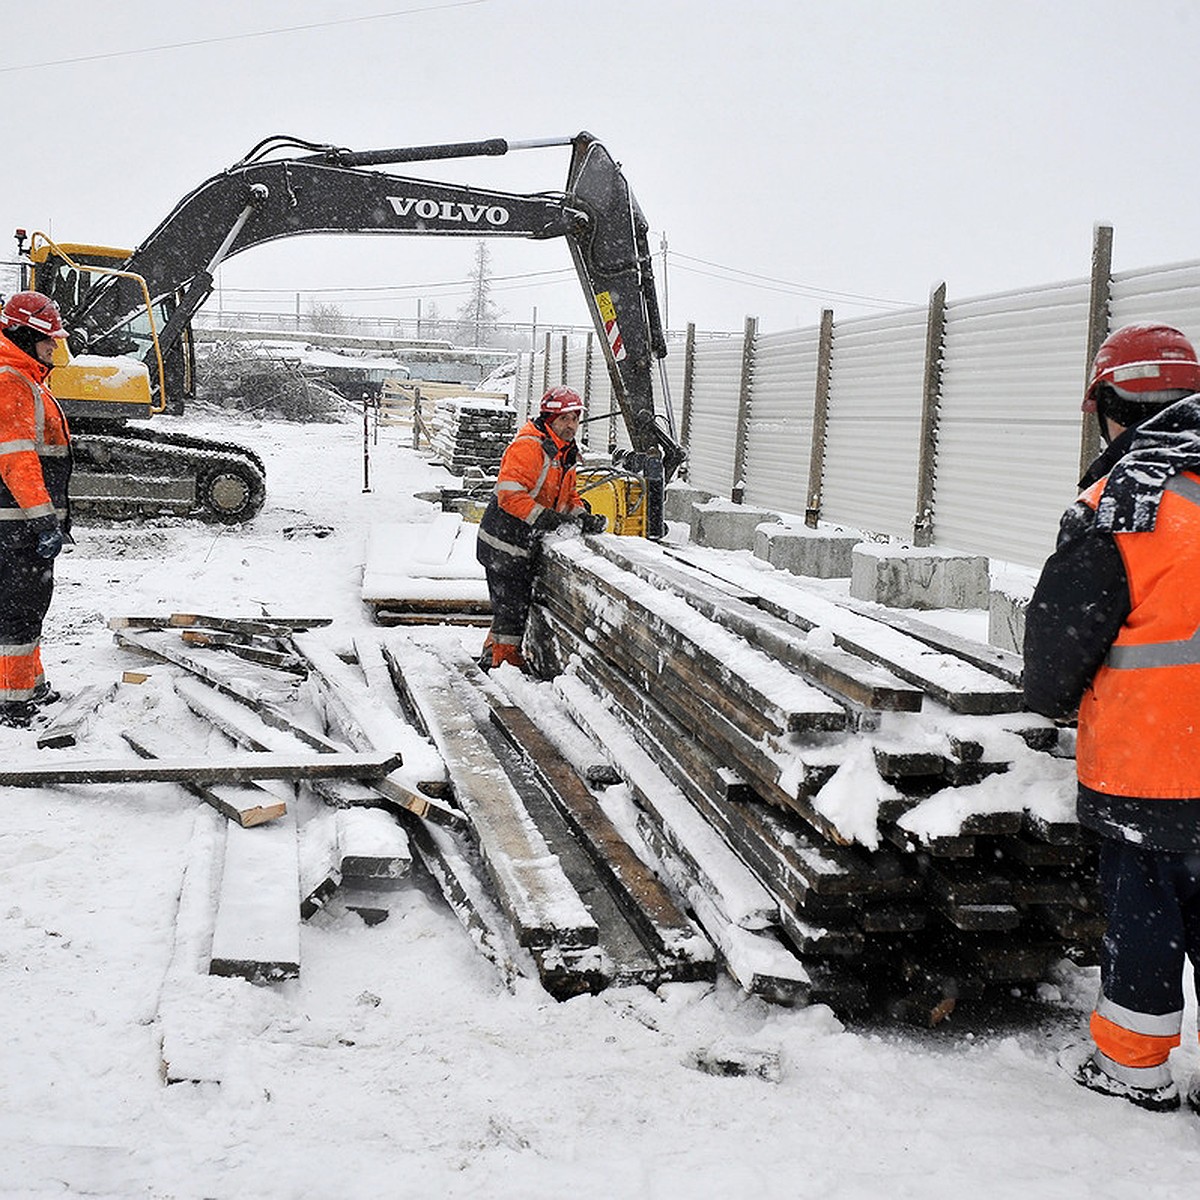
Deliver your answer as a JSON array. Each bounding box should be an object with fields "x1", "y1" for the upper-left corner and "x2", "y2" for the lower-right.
[
  {"x1": 49, "y1": 349, "x2": 153, "y2": 415},
  {"x1": 577, "y1": 469, "x2": 647, "y2": 538}
]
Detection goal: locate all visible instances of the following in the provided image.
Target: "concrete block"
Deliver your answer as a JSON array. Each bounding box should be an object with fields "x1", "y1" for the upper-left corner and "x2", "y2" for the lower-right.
[
  {"x1": 663, "y1": 483, "x2": 713, "y2": 525},
  {"x1": 988, "y1": 582, "x2": 1032, "y2": 654},
  {"x1": 754, "y1": 524, "x2": 860, "y2": 579},
  {"x1": 850, "y1": 544, "x2": 990, "y2": 610},
  {"x1": 691, "y1": 499, "x2": 781, "y2": 551}
]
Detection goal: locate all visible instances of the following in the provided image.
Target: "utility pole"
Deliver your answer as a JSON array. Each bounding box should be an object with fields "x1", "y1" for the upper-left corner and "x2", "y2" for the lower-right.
[
  {"x1": 660, "y1": 232, "x2": 669, "y2": 332},
  {"x1": 416, "y1": 298, "x2": 422, "y2": 339},
  {"x1": 531, "y1": 306, "x2": 538, "y2": 354}
]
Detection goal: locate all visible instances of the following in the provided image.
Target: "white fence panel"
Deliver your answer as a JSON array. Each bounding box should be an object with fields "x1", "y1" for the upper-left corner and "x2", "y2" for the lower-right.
[
  {"x1": 820, "y1": 309, "x2": 928, "y2": 539},
  {"x1": 933, "y1": 280, "x2": 1090, "y2": 567},
  {"x1": 1110, "y1": 262, "x2": 1200, "y2": 343},
  {"x1": 686, "y1": 337, "x2": 745, "y2": 496},
  {"x1": 741, "y1": 327, "x2": 821, "y2": 516}
]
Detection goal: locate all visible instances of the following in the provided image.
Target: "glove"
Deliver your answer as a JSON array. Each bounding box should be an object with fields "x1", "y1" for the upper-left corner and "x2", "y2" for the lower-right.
[
  {"x1": 581, "y1": 512, "x2": 607, "y2": 534},
  {"x1": 29, "y1": 515, "x2": 63, "y2": 560},
  {"x1": 535, "y1": 508, "x2": 573, "y2": 532}
]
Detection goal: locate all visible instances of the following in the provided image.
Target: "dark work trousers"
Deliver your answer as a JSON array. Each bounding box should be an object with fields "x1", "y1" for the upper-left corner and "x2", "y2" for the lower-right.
[
  {"x1": 0, "y1": 543, "x2": 55, "y2": 701},
  {"x1": 1098, "y1": 838, "x2": 1200, "y2": 1019},
  {"x1": 480, "y1": 549, "x2": 537, "y2": 643}
]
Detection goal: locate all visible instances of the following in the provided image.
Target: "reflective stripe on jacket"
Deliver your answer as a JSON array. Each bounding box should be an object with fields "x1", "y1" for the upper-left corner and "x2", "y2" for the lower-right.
[
  {"x1": 0, "y1": 336, "x2": 71, "y2": 542},
  {"x1": 476, "y1": 417, "x2": 582, "y2": 559},
  {"x1": 1077, "y1": 469, "x2": 1200, "y2": 797}
]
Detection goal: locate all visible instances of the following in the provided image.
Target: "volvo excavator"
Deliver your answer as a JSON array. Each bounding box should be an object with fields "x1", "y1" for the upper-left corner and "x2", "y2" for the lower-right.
[{"x1": 12, "y1": 132, "x2": 684, "y2": 536}]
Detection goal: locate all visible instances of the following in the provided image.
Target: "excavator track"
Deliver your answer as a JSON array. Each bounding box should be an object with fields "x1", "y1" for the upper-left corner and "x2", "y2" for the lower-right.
[{"x1": 70, "y1": 428, "x2": 267, "y2": 524}]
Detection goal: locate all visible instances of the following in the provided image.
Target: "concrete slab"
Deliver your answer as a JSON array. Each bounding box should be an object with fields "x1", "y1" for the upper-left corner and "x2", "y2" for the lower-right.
[
  {"x1": 988, "y1": 583, "x2": 1031, "y2": 654},
  {"x1": 755, "y1": 524, "x2": 860, "y2": 578},
  {"x1": 850, "y1": 543, "x2": 990, "y2": 610},
  {"x1": 691, "y1": 499, "x2": 781, "y2": 550},
  {"x1": 664, "y1": 484, "x2": 713, "y2": 525}
]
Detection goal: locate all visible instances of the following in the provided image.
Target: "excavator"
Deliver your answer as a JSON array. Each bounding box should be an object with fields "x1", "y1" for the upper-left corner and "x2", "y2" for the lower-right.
[{"x1": 12, "y1": 132, "x2": 684, "y2": 536}]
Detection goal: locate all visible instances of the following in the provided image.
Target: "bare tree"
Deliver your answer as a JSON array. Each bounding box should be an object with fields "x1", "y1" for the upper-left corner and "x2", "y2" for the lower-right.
[
  {"x1": 307, "y1": 302, "x2": 347, "y2": 334},
  {"x1": 455, "y1": 241, "x2": 503, "y2": 346}
]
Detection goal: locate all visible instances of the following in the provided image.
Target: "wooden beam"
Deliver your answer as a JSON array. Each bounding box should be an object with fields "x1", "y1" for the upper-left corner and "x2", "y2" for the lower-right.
[
  {"x1": 0, "y1": 749, "x2": 401, "y2": 787},
  {"x1": 123, "y1": 726, "x2": 288, "y2": 827},
  {"x1": 36, "y1": 681, "x2": 119, "y2": 750}
]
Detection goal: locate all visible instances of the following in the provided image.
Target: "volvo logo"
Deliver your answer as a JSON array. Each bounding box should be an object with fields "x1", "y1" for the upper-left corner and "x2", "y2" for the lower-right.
[{"x1": 387, "y1": 197, "x2": 510, "y2": 226}]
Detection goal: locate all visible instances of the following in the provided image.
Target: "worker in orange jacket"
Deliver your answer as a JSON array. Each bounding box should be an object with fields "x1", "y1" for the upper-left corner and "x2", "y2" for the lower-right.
[
  {"x1": 1025, "y1": 323, "x2": 1200, "y2": 1115},
  {"x1": 0, "y1": 291, "x2": 72, "y2": 728},
  {"x1": 475, "y1": 386, "x2": 605, "y2": 671}
]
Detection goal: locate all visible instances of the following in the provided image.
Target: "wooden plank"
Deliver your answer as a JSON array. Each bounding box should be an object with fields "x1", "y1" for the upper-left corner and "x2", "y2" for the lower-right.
[
  {"x1": 404, "y1": 818, "x2": 525, "y2": 990},
  {"x1": 168, "y1": 613, "x2": 332, "y2": 632},
  {"x1": 299, "y1": 810, "x2": 342, "y2": 919},
  {"x1": 178, "y1": 628, "x2": 303, "y2": 673},
  {"x1": 122, "y1": 726, "x2": 288, "y2": 827},
  {"x1": 113, "y1": 628, "x2": 300, "y2": 709},
  {"x1": 581, "y1": 536, "x2": 925, "y2": 712},
  {"x1": 0, "y1": 749, "x2": 401, "y2": 787},
  {"x1": 540, "y1": 545, "x2": 848, "y2": 734},
  {"x1": 172, "y1": 672, "x2": 465, "y2": 832},
  {"x1": 209, "y1": 808, "x2": 302, "y2": 982},
  {"x1": 384, "y1": 633, "x2": 598, "y2": 951},
  {"x1": 661, "y1": 546, "x2": 1023, "y2": 715},
  {"x1": 336, "y1": 808, "x2": 412, "y2": 888},
  {"x1": 158, "y1": 808, "x2": 227, "y2": 1084},
  {"x1": 488, "y1": 703, "x2": 713, "y2": 967},
  {"x1": 35, "y1": 681, "x2": 118, "y2": 750}
]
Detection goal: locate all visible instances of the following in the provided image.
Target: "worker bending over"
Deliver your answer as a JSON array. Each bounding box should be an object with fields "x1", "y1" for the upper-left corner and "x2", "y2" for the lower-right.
[
  {"x1": 0, "y1": 291, "x2": 72, "y2": 727},
  {"x1": 475, "y1": 386, "x2": 605, "y2": 671}
]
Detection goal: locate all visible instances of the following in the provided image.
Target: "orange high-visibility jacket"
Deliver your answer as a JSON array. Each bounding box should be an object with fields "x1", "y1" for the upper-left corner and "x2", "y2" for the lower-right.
[
  {"x1": 477, "y1": 418, "x2": 584, "y2": 559},
  {"x1": 1076, "y1": 469, "x2": 1200, "y2": 798},
  {"x1": 0, "y1": 336, "x2": 71, "y2": 541}
]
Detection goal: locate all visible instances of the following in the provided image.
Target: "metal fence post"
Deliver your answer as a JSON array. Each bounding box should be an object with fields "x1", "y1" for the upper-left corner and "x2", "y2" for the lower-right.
[
  {"x1": 731, "y1": 316, "x2": 758, "y2": 502},
  {"x1": 541, "y1": 332, "x2": 552, "y2": 398},
  {"x1": 805, "y1": 309, "x2": 835, "y2": 527},
  {"x1": 582, "y1": 331, "x2": 594, "y2": 450},
  {"x1": 1079, "y1": 224, "x2": 1114, "y2": 478},
  {"x1": 560, "y1": 334, "x2": 569, "y2": 387},
  {"x1": 913, "y1": 282, "x2": 948, "y2": 546}
]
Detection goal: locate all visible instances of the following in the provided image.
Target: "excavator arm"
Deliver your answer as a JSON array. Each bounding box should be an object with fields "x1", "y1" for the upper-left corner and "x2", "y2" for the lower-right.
[{"x1": 65, "y1": 132, "x2": 682, "y2": 533}]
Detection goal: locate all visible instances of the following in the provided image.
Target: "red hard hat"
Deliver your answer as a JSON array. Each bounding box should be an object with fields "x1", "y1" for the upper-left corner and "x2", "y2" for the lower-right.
[
  {"x1": 0, "y1": 290, "x2": 68, "y2": 340},
  {"x1": 1083, "y1": 322, "x2": 1200, "y2": 412},
  {"x1": 540, "y1": 386, "x2": 584, "y2": 417}
]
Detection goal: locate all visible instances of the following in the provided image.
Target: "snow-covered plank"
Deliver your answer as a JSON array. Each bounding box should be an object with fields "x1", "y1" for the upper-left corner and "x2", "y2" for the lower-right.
[
  {"x1": 663, "y1": 546, "x2": 1023, "y2": 714},
  {"x1": 0, "y1": 749, "x2": 401, "y2": 787},
  {"x1": 173, "y1": 673, "x2": 464, "y2": 830},
  {"x1": 583, "y1": 536, "x2": 925, "y2": 713},
  {"x1": 122, "y1": 725, "x2": 287, "y2": 827},
  {"x1": 336, "y1": 807, "x2": 412, "y2": 888},
  {"x1": 553, "y1": 673, "x2": 779, "y2": 932},
  {"x1": 209, "y1": 807, "x2": 301, "y2": 982},
  {"x1": 299, "y1": 809, "x2": 342, "y2": 919},
  {"x1": 35, "y1": 681, "x2": 119, "y2": 750},
  {"x1": 384, "y1": 633, "x2": 598, "y2": 951},
  {"x1": 361, "y1": 517, "x2": 490, "y2": 611},
  {"x1": 489, "y1": 703, "x2": 714, "y2": 970}
]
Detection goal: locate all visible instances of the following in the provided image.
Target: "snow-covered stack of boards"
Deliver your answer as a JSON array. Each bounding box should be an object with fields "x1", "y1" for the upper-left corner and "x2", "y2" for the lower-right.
[
  {"x1": 525, "y1": 534, "x2": 1100, "y2": 1017},
  {"x1": 428, "y1": 397, "x2": 516, "y2": 475}
]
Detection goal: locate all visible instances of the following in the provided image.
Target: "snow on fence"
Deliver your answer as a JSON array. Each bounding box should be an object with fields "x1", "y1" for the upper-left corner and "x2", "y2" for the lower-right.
[{"x1": 515, "y1": 228, "x2": 1200, "y2": 569}]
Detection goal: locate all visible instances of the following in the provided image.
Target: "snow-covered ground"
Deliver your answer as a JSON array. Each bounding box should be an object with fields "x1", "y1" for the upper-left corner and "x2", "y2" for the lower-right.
[{"x1": 2, "y1": 409, "x2": 1199, "y2": 1199}]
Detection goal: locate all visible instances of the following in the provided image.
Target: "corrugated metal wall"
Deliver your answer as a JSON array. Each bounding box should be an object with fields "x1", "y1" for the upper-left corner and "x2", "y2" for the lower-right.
[
  {"x1": 685, "y1": 336, "x2": 746, "y2": 497},
  {"x1": 469, "y1": 245, "x2": 1200, "y2": 571},
  {"x1": 740, "y1": 327, "x2": 821, "y2": 515},
  {"x1": 819, "y1": 310, "x2": 928, "y2": 539},
  {"x1": 932, "y1": 281, "x2": 1090, "y2": 566}
]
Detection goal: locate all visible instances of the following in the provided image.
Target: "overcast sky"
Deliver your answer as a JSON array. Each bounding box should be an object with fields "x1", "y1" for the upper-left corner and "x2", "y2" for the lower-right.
[{"x1": 5, "y1": 0, "x2": 1200, "y2": 337}]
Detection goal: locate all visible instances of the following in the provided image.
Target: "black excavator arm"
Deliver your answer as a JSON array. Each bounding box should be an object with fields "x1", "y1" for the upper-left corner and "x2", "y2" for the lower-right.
[{"x1": 64, "y1": 132, "x2": 683, "y2": 531}]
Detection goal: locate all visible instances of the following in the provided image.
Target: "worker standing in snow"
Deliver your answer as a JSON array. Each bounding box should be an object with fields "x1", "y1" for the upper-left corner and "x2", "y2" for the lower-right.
[
  {"x1": 1025, "y1": 323, "x2": 1200, "y2": 1115},
  {"x1": 0, "y1": 291, "x2": 72, "y2": 728},
  {"x1": 475, "y1": 386, "x2": 606, "y2": 671}
]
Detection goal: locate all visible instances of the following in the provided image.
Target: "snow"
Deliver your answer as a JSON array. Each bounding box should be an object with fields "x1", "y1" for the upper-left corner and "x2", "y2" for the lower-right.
[{"x1": 3, "y1": 408, "x2": 1200, "y2": 1196}]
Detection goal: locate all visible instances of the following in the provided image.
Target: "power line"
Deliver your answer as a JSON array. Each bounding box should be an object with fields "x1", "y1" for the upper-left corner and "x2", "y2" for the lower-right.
[
  {"x1": 668, "y1": 250, "x2": 914, "y2": 309},
  {"x1": 0, "y1": 0, "x2": 491, "y2": 74},
  {"x1": 218, "y1": 265, "x2": 576, "y2": 297}
]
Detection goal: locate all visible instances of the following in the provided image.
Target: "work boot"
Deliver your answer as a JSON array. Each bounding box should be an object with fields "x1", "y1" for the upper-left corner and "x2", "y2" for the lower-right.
[
  {"x1": 1187, "y1": 1077, "x2": 1200, "y2": 1117},
  {"x1": 30, "y1": 680, "x2": 61, "y2": 706},
  {"x1": 0, "y1": 701, "x2": 35, "y2": 729},
  {"x1": 1073, "y1": 1052, "x2": 1180, "y2": 1113},
  {"x1": 491, "y1": 643, "x2": 528, "y2": 673},
  {"x1": 478, "y1": 629, "x2": 495, "y2": 672}
]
